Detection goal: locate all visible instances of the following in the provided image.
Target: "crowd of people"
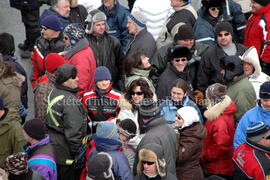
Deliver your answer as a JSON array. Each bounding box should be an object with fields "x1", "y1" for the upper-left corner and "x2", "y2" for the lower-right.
[{"x1": 1, "y1": 0, "x2": 270, "y2": 179}]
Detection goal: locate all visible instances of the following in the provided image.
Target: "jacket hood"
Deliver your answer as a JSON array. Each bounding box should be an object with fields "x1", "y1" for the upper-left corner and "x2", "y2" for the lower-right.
[
  {"x1": 180, "y1": 122, "x2": 207, "y2": 139},
  {"x1": 204, "y1": 95, "x2": 236, "y2": 120},
  {"x1": 93, "y1": 135, "x2": 122, "y2": 152},
  {"x1": 240, "y1": 46, "x2": 261, "y2": 78},
  {"x1": 176, "y1": 106, "x2": 200, "y2": 129}
]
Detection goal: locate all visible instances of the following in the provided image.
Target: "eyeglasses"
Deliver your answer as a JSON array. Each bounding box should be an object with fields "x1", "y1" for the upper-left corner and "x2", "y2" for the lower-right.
[
  {"x1": 40, "y1": 26, "x2": 48, "y2": 31},
  {"x1": 142, "y1": 161, "x2": 155, "y2": 165},
  {"x1": 131, "y1": 91, "x2": 144, "y2": 96},
  {"x1": 218, "y1": 32, "x2": 230, "y2": 37},
  {"x1": 174, "y1": 58, "x2": 187, "y2": 63},
  {"x1": 264, "y1": 134, "x2": 270, "y2": 139},
  {"x1": 209, "y1": 7, "x2": 221, "y2": 11}
]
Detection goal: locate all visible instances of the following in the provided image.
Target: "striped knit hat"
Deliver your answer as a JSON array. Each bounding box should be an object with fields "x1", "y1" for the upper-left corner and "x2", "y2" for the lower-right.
[
  {"x1": 247, "y1": 121, "x2": 270, "y2": 142},
  {"x1": 128, "y1": 11, "x2": 147, "y2": 33}
]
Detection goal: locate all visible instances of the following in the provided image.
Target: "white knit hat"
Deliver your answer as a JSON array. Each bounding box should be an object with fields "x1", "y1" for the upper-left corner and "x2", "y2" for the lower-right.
[{"x1": 176, "y1": 106, "x2": 200, "y2": 129}]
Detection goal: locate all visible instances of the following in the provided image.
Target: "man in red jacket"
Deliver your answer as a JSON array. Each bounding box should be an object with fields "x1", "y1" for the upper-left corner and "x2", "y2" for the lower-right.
[
  {"x1": 233, "y1": 121, "x2": 270, "y2": 180},
  {"x1": 243, "y1": 0, "x2": 270, "y2": 75},
  {"x1": 63, "y1": 23, "x2": 96, "y2": 98}
]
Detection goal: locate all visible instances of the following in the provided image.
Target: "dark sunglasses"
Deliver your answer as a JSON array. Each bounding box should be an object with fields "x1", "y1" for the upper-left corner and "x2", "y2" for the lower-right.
[
  {"x1": 174, "y1": 58, "x2": 187, "y2": 63},
  {"x1": 131, "y1": 91, "x2": 144, "y2": 96},
  {"x1": 210, "y1": 7, "x2": 221, "y2": 11},
  {"x1": 218, "y1": 32, "x2": 230, "y2": 37},
  {"x1": 142, "y1": 161, "x2": 155, "y2": 165},
  {"x1": 264, "y1": 134, "x2": 270, "y2": 139}
]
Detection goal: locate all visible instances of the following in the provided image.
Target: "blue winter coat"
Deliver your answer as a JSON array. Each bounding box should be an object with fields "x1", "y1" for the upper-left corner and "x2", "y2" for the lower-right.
[
  {"x1": 40, "y1": 8, "x2": 70, "y2": 28},
  {"x1": 99, "y1": 1, "x2": 130, "y2": 50},
  {"x1": 233, "y1": 105, "x2": 270, "y2": 149},
  {"x1": 160, "y1": 96, "x2": 203, "y2": 124},
  {"x1": 90, "y1": 135, "x2": 133, "y2": 180},
  {"x1": 10, "y1": 0, "x2": 41, "y2": 10}
]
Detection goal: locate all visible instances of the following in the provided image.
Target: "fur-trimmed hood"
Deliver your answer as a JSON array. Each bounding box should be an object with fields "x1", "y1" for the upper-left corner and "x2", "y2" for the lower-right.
[
  {"x1": 240, "y1": 46, "x2": 261, "y2": 78},
  {"x1": 204, "y1": 95, "x2": 236, "y2": 121}
]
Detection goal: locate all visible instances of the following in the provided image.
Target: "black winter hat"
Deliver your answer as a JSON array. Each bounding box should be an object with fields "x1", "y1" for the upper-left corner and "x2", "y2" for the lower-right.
[
  {"x1": 169, "y1": 45, "x2": 192, "y2": 61},
  {"x1": 88, "y1": 152, "x2": 114, "y2": 180},
  {"x1": 215, "y1": 21, "x2": 233, "y2": 36},
  {"x1": 202, "y1": 0, "x2": 225, "y2": 8},
  {"x1": 139, "y1": 99, "x2": 160, "y2": 118},
  {"x1": 174, "y1": 24, "x2": 194, "y2": 41},
  {"x1": 259, "y1": 81, "x2": 270, "y2": 99},
  {"x1": 117, "y1": 119, "x2": 137, "y2": 139},
  {"x1": 253, "y1": 0, "x2": 270, "y2": 6},
  {"x1": 94, "y1": 66, "x2": 112, "y2": 83},
  {"x1": 55, "y1": 64, "x2": 77, "y2": 85},
  {"x1": 23, "y1": 118, "x2": 46, "y2": 140}
]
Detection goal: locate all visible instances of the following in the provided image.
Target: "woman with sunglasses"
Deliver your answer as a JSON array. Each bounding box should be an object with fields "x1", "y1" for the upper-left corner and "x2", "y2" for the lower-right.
[
  {"x1": 202, "y1": 83, "x2": 236, "y2": 180},
  {"x1": 135, "y1": 143, "x2": 177, "y2": 180},
  {"x1": 118, "y1": 78, "x2": 155, "y2": 136},
  {"x1": 157, "y1": 45, "x2": 193, "y2": 100},
  {"x1": 124, "y1": 51, "x2": 155, "y2": 94},
  {"x1": 194, "y1": 0, "x2": 225, "y2": 46},
  {"x1": 175, "y1": 106, "x2": 206, "y2": 180},
  {"x1": 160, "y1": 78, "x2": 203, "y2": 128}
]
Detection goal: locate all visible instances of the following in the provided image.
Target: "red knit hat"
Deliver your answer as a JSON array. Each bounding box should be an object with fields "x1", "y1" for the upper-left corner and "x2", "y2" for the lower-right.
[{"x1": 45, "y1": 53, "x2": 65, "y2": 74}]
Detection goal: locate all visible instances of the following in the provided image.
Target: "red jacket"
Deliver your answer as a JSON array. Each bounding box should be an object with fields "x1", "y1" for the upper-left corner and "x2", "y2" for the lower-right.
[
  {"x1": 233, "y1": 141, "x2": 270, "y2": 180},
  {"x1": 202, "y1": 96, "x2": 236, "y2": 176},
  {"x1": 244, "y1": 3, "x2": 270, "y2": 62},
  {"x1": 65, "y1": 45, "x2": 96, "y2": 98}
]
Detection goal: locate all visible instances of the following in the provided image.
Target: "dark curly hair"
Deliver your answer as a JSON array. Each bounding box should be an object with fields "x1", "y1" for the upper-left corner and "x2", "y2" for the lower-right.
[
  {"x1": 0, "y1": 33, "x2": 15, "y2": 56},
  {"x1": 125, "y1": 78, "x2": 153, "y2": 101}
]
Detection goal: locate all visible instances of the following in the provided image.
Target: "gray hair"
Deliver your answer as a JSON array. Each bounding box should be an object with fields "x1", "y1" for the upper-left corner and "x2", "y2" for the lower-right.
[{"x1": 51, "y1": 0, "x2": 69, "y2": 7}]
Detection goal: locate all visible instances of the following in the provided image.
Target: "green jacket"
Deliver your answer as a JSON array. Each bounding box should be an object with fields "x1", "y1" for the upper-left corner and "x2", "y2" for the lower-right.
[
  {"x1": 46, "y1": 84, "x2": 87, "y2": 165},
  {"x1": 0, "y1": 108, "x2": 25, "y2": 168},
  {"x1": 227, "y1": 74, "x2": 256, "y2": 124}
]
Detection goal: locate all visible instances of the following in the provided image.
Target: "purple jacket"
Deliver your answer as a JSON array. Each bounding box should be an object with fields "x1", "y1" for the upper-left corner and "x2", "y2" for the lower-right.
[{"x1": 25, "y1": 136, "x2": 57, "y2": 180}]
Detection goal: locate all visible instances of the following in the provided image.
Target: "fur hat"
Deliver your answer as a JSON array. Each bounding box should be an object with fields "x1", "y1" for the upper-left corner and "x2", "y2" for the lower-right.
[
  {"x1": 169, "y1": 45, "x2": 192, "y2": 61},
  {"x1": 87, "y1": 152, "x2": 114, "y2": 180},
  {"x1": 176, "y1": 106, "x2": 200, "y2": 129},
  {"x1": 253, "y1": 0, "x2": 270, "y2": 6},
  {"x1": 117, "y1": 119, "x2": 137, "y2": 139},
  {"x1": 40, "y1": 15, "x2": 63, "y2": 31},
  {"x1": 4, "y1": 152, "x2": 29, "y2": 175},
  {"x1": 23, "y1": 118, "x2": 46, "y2": 140},
  {"x1": 137, "y1": 143, "x2": 166, "y2": 177},
  {"x1": 247, "y1": 121, "x2": 270, "y2": 142},
  {"x1": 94, "y1": 66, "x2": 112, "y2": 83},
  {"x1": 55, "y1": 64, "x2": 77, "y2": 85},
  {"x1": 45, "y1": 53, "x2": 65, "y2": 74},
  {"x1": 85, "y1": 9, "x2": 109, "y2": 34},
  {"x1": 174, "y1": 24, "x2": 194, "y2": 41},
  {"x1": 206, "y1": 83, "x2": 227, "y2": 106},
  {"x1": 0, "y1": 97, "x2": 4, "y2": 110},
  {"x1": 96, "y1": 121, "x2": 119, "y2": 141},
  {"x1": 259, "y1": 81, "x2": 270, "y2": 99},
  {"x1": 139, "y1": 99, "x2": 160, "y2": 119},
  {"x1": 63, "y1": 23, "x2": 85, "y2": 47},
  {"x1": 240, "y1": 46, "x2": 261, "y2": 78},
  {"x1": 128, "y1": 11, "x2": 147, "y2": 32},
  {"x1": 215, "y1": 21, "x2": 234, "y2": 36}
]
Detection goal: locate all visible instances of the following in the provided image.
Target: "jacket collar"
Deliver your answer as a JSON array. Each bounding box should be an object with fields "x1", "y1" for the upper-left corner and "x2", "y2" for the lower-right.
[
  {"x1": 253, "y1": 3, "x2": 270, "y2": 15},
  {"x1": 64, "y1": 37, "x2": 89, "y2": 59},
  {"x1": 25, "y1": 135, "x2": 50, "y2": 154},
  {"x1": 55, "y1": 83, "x2": 79, "y2": 93},
  {"x1": 130, "y1": 68, "x2": 150, "y2": 77},
  {"x1": 246, "y1": 138, "x2": 270, "y2": 154},
  {"x1": 145, "y1": 116, "x2": 166, "y2": 131}
]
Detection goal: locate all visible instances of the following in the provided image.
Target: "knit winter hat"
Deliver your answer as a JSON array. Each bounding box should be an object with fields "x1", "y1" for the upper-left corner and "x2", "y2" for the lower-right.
[
  {"x1": 40, "y1": 15, "x2": 63, "y2": 31},
  {"x1": 94, "y1": 66, "x2": 112, "y2": 83},
  {"x1": 259, "y1": 81, "x2": 270, "y2": 99},
  {"x1": 174, "y1": 24, "x2": 194, "y2": 41},
  {"x1": 206, "y1": 83, "x2": 227, "y2": 104},
  {"x1": 85, "y1": 9, "x2": 108, "y2": 34},
  {"x1": 45, "y1": 53, "x2": 65, "y2": 74},
  {"x1": 169, "y1": 45, "x2": 192, "y2": 61},
  {"x1": 0, "y1": 97, "x2": 4, "y2": 110},
  {"x1": 23, "y1": 118, "x2": 46, "y2": 140},
  {"x1": 128, "y1": 11, "x2": 147, "y2": 32},
  {"x1": 247, "y1": 121, "x2": 270, "y2": 142},
  {"x1": 96, "y1": 121, "x2": 119, "y2": 141},
  {"x1": 139, "y1": 98, "x2": 160, "y2": 119},
  {"x1": 117, "y1": 119, "x2": 137, "y2": 139},
  {"x1": 176, "y1": 106, "x2": 200, "y2": 129},
  {"x1": 87, "y1": 152, "x2": 114, "y2": 180},
  {"x1": 215, "y1": 21, "x2": 233, "y2": 36},
  {"x1": 202, "y1": 0, "x2": 225, "y2": 8},
  {"x1": 55, "y1": 64, "x2": 77, "y2": 85},
  {"x1": 63, "y1": 23, "x2": 85, "y2": 47},
  {"x1": 137, "y1": 143, "x2": 166, "y2": 177},
  {"x1": 4, "y1": 152, "x2": 29, "y2": 175},
  {"x1": 253, "y1": 0, "x2": 270, "y2": 6}
]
